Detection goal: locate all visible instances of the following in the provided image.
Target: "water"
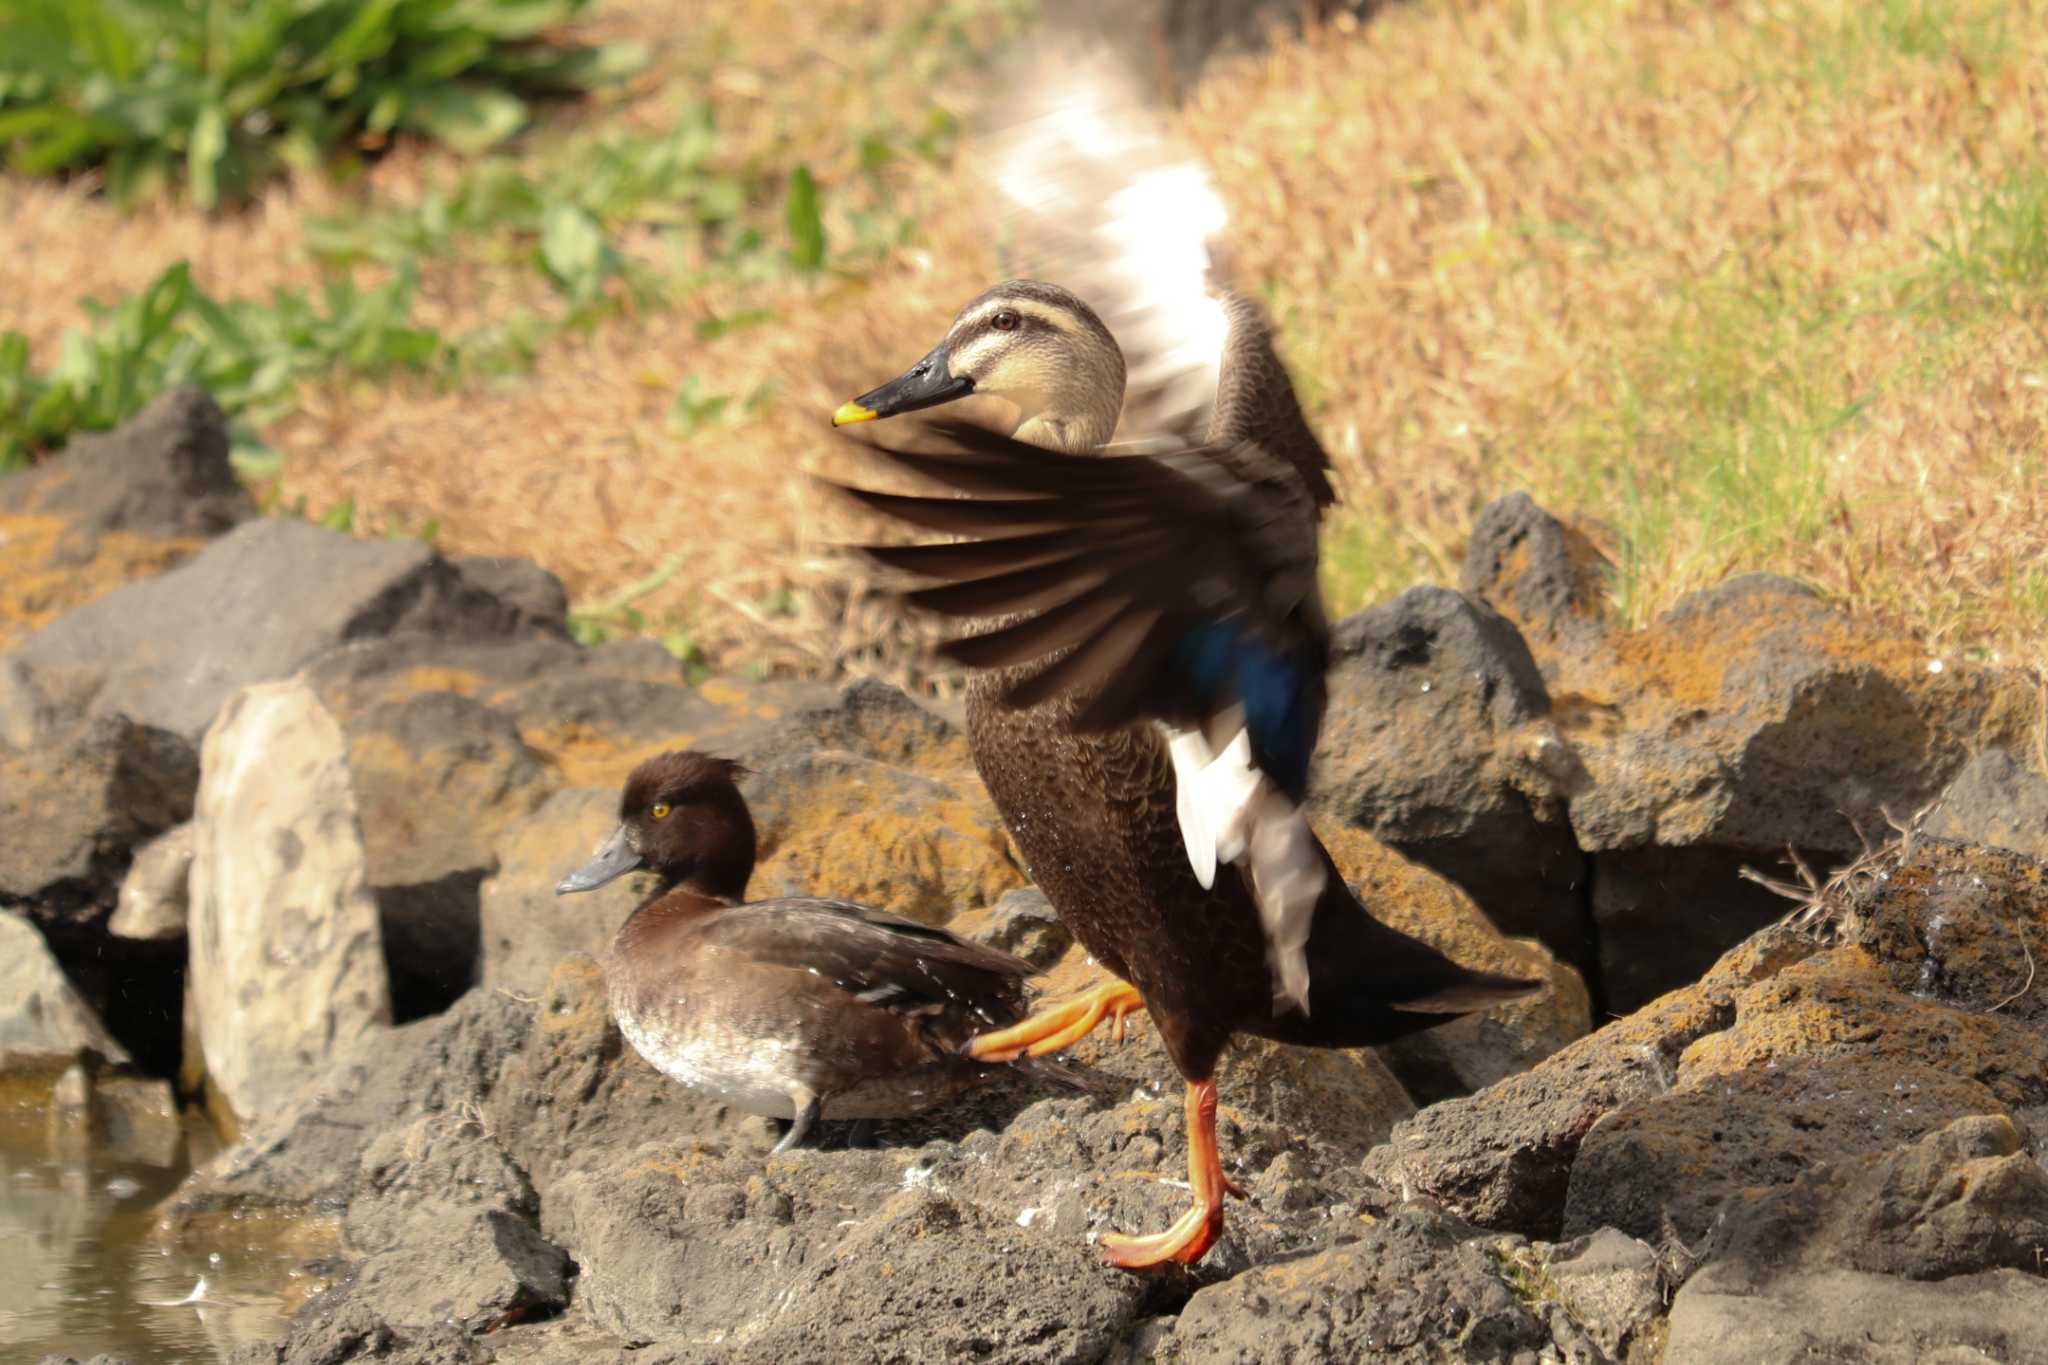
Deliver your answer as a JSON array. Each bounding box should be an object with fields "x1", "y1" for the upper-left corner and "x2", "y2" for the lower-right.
[{"x1": 0, "y1": 1079, "x2": 335, "y2": 1364}]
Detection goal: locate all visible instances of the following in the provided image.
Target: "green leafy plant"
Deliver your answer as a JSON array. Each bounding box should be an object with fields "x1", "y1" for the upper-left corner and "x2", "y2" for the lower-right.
[
  {"x1": 0, "y1": 0, "x2": 645, "y2": 207},
  {"x1": 0, "y1": 259, "x2": 447, "y2": 468}
]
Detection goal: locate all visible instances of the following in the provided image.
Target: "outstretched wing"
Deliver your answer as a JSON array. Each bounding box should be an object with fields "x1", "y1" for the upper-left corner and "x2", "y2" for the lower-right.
[
  {"x1": 831, "y1": 418, "x2": 1330, "y2": 801},
  {"x1": 978, "y1": 41, "x2": 1230, "y2": 447}
]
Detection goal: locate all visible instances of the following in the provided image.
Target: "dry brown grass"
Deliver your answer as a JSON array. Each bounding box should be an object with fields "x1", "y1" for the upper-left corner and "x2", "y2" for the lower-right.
[{"x1": 8, "y1": 0, "x2": 2046, "y2": 680}]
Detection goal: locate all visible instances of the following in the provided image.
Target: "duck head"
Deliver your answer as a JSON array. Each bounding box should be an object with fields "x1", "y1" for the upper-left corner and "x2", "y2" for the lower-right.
[
  {"x1": 555, "y1": 750, "x2": 756, "y2": 901},
  {"x1": 833, "y1": 280, "x2": 1127, "y2": 454}
]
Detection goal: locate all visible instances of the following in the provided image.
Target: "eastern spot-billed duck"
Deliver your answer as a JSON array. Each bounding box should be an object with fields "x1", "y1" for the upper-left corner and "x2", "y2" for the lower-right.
[
  {"x1": 828, "y1": 276, "x2": 1539, "y2": 1266},
  {"x1": 555, "y1": 750, "x2": 1039, "y2": 1152}
]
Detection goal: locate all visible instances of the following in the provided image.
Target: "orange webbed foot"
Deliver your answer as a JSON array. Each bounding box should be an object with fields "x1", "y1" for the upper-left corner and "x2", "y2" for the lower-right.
[
  {"x1": 968, "y1": 978, "x2": 1146, "y2": 1063},
  {"x1": 1097, "y1": 1078, "x2": 1235, "y2": 1270}
]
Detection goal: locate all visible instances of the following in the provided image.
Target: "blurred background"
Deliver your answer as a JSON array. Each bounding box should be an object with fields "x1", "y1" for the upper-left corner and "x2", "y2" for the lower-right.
[{"x1": 8, "y1": 0, "x2": 2044, "y2": 688}]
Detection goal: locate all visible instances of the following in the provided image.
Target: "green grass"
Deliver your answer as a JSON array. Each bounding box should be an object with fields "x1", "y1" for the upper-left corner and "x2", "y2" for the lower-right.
[
  {"x1": 0, "y1": 93, "x2": 948, "y2": 472},
  {"x1": 1316, "y1": 160, "x2": 2047, "y2": 627},
  {"x1": 0, "y1": 0, "x2": 644, "y2": 208}
]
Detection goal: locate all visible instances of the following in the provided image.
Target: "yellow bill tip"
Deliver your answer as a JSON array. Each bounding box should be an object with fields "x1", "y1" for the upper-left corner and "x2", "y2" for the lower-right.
[{"x1": 832, "y1": 400, "x2": 877, "y2": 427}]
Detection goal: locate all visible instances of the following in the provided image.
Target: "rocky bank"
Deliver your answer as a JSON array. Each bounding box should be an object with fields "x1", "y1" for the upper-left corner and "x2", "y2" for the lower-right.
[{"x1": 10, "y1": 391, "x2": 2048, "y2": 1364}]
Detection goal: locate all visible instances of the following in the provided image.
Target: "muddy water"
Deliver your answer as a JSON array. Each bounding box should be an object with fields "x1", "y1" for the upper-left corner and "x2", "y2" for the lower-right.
[{"x1": 0, "y1": 1082, "x2": 333, "y2": 1363}]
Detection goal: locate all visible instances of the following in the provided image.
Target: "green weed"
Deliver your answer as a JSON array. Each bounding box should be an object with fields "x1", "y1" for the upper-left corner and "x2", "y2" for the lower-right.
[{"x1": 0, "y1": 0, "x2": 644, "y2": 208}]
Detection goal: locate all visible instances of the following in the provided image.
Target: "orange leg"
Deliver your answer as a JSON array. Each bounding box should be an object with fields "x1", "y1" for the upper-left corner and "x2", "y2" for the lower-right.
[
  {"x1": 967, "y1": 978, "x2": 1146, "y2": 1063},
  {"x1": 1100, "y1": 1078, "x2": 1244, "y2": 1269}
]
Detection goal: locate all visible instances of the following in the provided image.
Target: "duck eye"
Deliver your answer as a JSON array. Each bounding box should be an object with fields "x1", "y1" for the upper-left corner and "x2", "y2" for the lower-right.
[
  {"x1": 991, "y1": 309, "x2": 1020, "y2": 332},
  {"x1": 650, "y1": 803, "x2": 672, "y2": 820}
]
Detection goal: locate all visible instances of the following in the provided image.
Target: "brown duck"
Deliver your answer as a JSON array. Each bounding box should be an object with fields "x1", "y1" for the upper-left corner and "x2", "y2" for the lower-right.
[
  {"x1": 555, "y1": 750, "x2": 1038, "y2": 1152},
  {"x1": 828, "y1": 278, "x2": 1539, "y2": 1266}
]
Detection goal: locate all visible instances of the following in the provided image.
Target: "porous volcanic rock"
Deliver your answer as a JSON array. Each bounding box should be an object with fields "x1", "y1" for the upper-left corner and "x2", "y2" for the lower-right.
[
  {"x1": 187, "y1": 679, "x2": 392, "y2": 1129},
  {"x1": 1927, "y1": 745, "x2": 2048, "y2": 860},
  {"x1": 7, "y1": 517, "x2": 537, "y2": 747},
  {"x1": 1368, "y1": 835, "x2": 2048, "y2": 1265},
  {"x1": 0, "y1": 388, "x2": 252, "y2": 653},
  {"x1": 1317, "y1": 586, "x2": 1591, "y2": 973},
  {"x1": 0, "y1": 711, "x2": 197, "y2": 917},
  {"x1": 740, "y1": 749, "x2": 1025, "y2": 925},
  {"x1": 1157, "y1": 1206, "x2": 1608, "y2": 1364},
  {"x1": 479, "y1": 787, "x2": 654, "y2": 992}
]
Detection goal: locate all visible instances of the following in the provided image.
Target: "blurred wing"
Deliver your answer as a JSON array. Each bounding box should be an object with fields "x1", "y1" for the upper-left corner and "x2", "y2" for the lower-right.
[
  {"x1": 980, "y1": 42, "x2": 1231, "y2": 447},
  {"x1": 830, "y1": 419, "x2": 1329, "y2": 801}
]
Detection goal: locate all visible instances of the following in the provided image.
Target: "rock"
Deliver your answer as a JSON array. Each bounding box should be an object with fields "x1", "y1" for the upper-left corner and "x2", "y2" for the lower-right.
[
  {"x1": 338, "y1": 689, "x2": 553, "y2": 1019},
  {"x1": 1361, "y1": 927, "x2": 1807, "y2": 1238},
  {"x1": 176, "y1": 987, "x2": 534, "y2": 1212},
  {"x1": 0, "y1": 387, "x2": 252, "y2": 547},
  {"x1": 479, "y1": 788, "x2": 654, "y2": 992},
  {"x1": 0, "y1": 909, "x2": 130, "y2": 1070},
  {"x1": 739, "y1": 750, "x2": 1025, "y2": 926},
  {"x1": 1706, "y1": 1114, "x2": 2048, "y2": 1283},
  {"x1": 92, "y1": 1074, "x2": 185, "y2": 1166},
  {"x1": 0, "y1": 712, "x2": 198, "y2": 917},
  {"x1": 1662, "y1": 1265, "x2": 2048, "y2": 1364},
  {"x1": 109, "y1": 822, "x2": 193, "y2": 940},
  {"x1": 9, "y1": 517, "x2": 537, "y2": 747},
  {"x1": 448, "y1": 556, "x2": 568, "y2": 635},
  {"x1": 347, "y1": 1210, "x2": 569, "y2": 1335},
  {"x1": 1318, "y1": 587, "x2": 1592, "y2": 973},
  {"x1": 187, "y1": 680, "x2": 392, "y2": 1129},
  {"x1": 1160, "y1": 1205, "x2": 1601, "y2": 1363},
  {"x1": 1563, "y1": 1050, "x2": 2014, "y2": 1248},
  {"x1": 549, "y1": 1097, "x2": 1270, "y2": 1355},
  {"x1": 1318, "y1": 822, "x2": 1592, "y2": 1102},
  {"x1": 0, "y1": 388, "x2": 253, "y2": 653},
  {"x1": 952, "y1": 886, "x2": 1075, "y2": 971},
  {"x1": 1927, "y1": 746, "x2": 2048, "y2": 861},
  {"x1": 1540, "y1": 1228, "x2": 1667, "y2": 1362},
  {"x1": 484, "y1": 957, "x2": 751, "y2": 1195},
  {"x1": 1586, "y1": 842, "x2": 1795, "y2": 1018},
  {"x1": 1460, "y1": 490, "x2": 1612, "y2": 653}
]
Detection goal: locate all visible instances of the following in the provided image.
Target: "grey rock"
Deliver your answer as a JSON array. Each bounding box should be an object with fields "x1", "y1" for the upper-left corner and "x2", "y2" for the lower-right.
[
  {"x1": 1662, "y1": 1264, "x2": 2048, "y2": 1365},
  {"x1": 0, "y1": 909, "x2": 130, "y2": 1070},
  {"x1": 1705, "y1": 1114, "x2": 2048, "y2": 1282},
  {"x1": 449, "y1": 556, "x2": 568, "y2": 635},
  {"x1": 1160, "y1": 1205, "x2": 1601, "y2": 1364},
  {"x1": 10, "y1": 517, "x2": 535, "y2": 745},
  {"x1": 979, "y1": 886, "x2": 1075, "y2": 970},
  {"x1": 1362, "y1": 928, "x2": 1805, "y2": 1238},
  {"x1": 484, "y1": 956, "x2": 753, "y2": 1196},
  {"x1": 1542, "y1": 1228, "x2": 1666, "y2": 1362},
  {"x1": 0, "y1": 386, "x2": 253, "y2": 550},
  {"x1": 176, "y1": 987, "x2": 533, "y2": 1212},
  {"x1": 109, "y1": 822, "x2": 193, "y2": 940},
  {"x1": 1927, "y1": 747, "x2": 2048, "y2": 860},
  {"x1": 344, "y1": 1119, "x2": 539, "y2": 1256},
  {"x1": 1318, "y1": 587, "x2": 1592, "y2": 971},
  {"x1": 187, "y1": 679, "x2": 391, "y2": 1128},
  {"x1": 479, "y1": 788, "x2": 653, "y2": 993},
  {"x1": 0, "y1": 712, "x2": 197, "y2": 916},
  {"x1": 338, "y1": 689, "x2": 553, "y2": 1019},
  {"x1": 351, "y1": 1210, "x2": 569, "y2": 1334},
  {"x1": 48, "y1": 1070, "x2": 183, "y2": 1167},
  {"x1": 1460, "y1": 490, "x2": 1613, "y2": 651},
  {"x1": 1563, "y1": 1053, "x2": 2012, "y2": 1248}
]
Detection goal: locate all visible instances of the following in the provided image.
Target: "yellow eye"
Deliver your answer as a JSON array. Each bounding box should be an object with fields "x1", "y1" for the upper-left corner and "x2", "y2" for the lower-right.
[{"x1": 650, "y1": 803, "x2": 672, "y2": 820}]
